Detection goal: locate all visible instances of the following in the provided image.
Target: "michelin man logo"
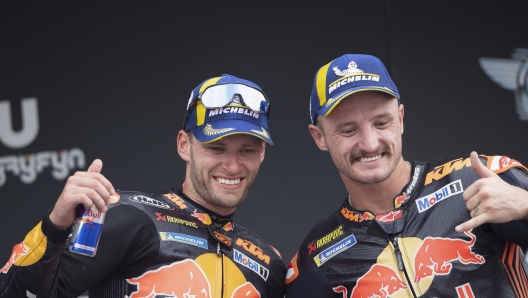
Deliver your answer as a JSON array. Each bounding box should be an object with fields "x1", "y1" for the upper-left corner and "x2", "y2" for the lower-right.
[
  {"x1": 0, "y1": 97, "x2": 85, "y2": 187},
  {"x1": 332, "y1": 61, "x2": 364, "y2": 77},
  {"x1": 479, "y1": 48, "x2": 528, "y2": 120}
]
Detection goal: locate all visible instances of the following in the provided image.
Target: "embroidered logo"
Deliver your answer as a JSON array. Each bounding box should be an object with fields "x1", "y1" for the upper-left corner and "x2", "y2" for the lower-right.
[
  {"x1": 251, "y1": 127, "x2": 269, "y2": 138},
  {"x1": 203, "y1": 124, "x2": 235, "y2": 136},
  {"x1": 332, "y1": 61, "x2": 364, "y2": 76}
]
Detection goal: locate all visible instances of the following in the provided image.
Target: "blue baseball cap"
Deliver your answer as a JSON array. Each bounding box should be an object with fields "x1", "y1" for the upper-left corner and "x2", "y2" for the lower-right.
[
  {"x1": 310, "y1": 54, "x2": 400, "y2": 124},
  {"x1": 184, "y1": 74, "x2": 273, "y2": 145}
]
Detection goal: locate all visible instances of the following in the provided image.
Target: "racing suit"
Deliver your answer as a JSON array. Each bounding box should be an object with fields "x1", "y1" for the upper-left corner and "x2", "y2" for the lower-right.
[
  {"x1": 0, "y1": 187, "x2": 286, "y2": 298},
  {"x1": 285, "y1": 155, "x2": 528, "y2": 298}
]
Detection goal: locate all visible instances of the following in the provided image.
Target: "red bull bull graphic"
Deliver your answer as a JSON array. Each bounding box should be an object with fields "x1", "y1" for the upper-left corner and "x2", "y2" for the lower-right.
[
  {"x1": 333, "y1": 264, "x2": 407, "y2": 298},
  {"x1": 1, "y1": 242, "x2": 28, "y2": 274},
  {"x1": 192, "y1": 209, "x2": 213, "y2": 225},
  {"x1": 415, "y1": 179, "x2": 463, "y2": 213},
  {"x1": 231, "y1": 282, "x2": 260, "y2": 298},
  {"x1": 223, "y1": 222, "x2": 234, "y2": 232},
  {"x1": 68, "y1": 205, "x2": 105, "y2": 257},
  {"x1": 314, "y1": 234, "x2": 356, "y2": 267},
  {"x1": 488, "y1": 155, "x2": 528, "y2": 174},
  {"x1": 127, "y1": 259, "x2": 211, "y2": 298},
  {"x1": 413, "y1": 230, "x2": 485, "y2": 284}
]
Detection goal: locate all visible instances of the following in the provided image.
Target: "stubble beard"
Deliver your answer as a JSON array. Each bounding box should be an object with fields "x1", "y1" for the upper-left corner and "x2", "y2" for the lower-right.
[{"x1": 189, "y1": 149, "x2": 252, "y2": 209}]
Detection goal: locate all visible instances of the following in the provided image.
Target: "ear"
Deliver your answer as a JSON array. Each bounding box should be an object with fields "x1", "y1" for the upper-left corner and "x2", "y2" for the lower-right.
[
  {"x1": 399, "y1": 104, "x2": 405, "y2": 134},
  {"x1": 308, "y1": 124, "x2": 329, "y2": 151},
  {"x1": 260, "y1": 141, "x2": 266, "y2": 163},
  {"x1": 177, "y1": 130, "x2": 191, "y2": 162}
]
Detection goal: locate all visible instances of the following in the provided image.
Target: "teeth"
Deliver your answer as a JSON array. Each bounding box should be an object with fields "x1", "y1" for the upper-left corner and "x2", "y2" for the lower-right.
[
  {"x1": 358, "y1": 154, "x2": 382, "y2": 163},
  {"x1": 217, "y1": 178, "x2": 241, "y2": 185}
]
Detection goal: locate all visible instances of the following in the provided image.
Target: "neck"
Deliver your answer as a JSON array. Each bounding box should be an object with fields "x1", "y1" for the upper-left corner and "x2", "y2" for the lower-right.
[{"x1": 344, "y1": 158, "x2": 411, "y2": 214}]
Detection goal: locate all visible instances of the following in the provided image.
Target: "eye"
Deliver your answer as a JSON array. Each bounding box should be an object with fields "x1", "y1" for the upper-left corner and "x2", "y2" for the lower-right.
[
  {"x1": 240, "y1": 148, "x2": 257, "y2": 154},
  {"x1": 375, "y1": 121, "x2": 389, "y2": 127},
  {"x1": 340, "y1": 128, "x2": 357, "y2": 135},
  {"x1": 208, "y1": 146, "x2": 225, "y2": 153}
]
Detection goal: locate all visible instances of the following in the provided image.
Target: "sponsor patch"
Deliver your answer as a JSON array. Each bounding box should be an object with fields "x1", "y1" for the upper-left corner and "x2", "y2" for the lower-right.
[
  {"x1": 129, "y1": 195, "x2": 172, "y2": 210},
  {"x1": 416, "y1": 180, "x2": 463, "y2": 213},
  {"x1": 155, "y1": 212, "x2": 198, "y2": 228},
  {"x1": 159, "y1": 232, "x2": 207, "y2": 249},
  {"x1": 234, "y1": 249, "x2": 269, "y2": 281},
  {"x1": 203, "y1": 123, "x2": 235, "y2": 136},
  {"x1": 425, "y1": 158, "x2": 471, "y2": 185},
  {"x1": 236, "y1": 238, "x2": 270, "y2": 265},
  {"x1": 208, "y1": 107, "x2": 260, "y2": 119},
  {"x1": 314, "y1": 234, "x2": 357, "y2": 267},
  {"x1": 163, "y1": 193, "x2": 188, "y2": 210},
  {"x1": 314, "y1": 226, "x2": 343, "y2": 250},
  {"x1": 375, "y1": 210, "x2": 403, "y2": 222}
]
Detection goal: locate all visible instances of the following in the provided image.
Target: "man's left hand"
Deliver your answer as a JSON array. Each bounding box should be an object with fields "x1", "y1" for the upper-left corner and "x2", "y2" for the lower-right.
[{"x1": 455, "y1": 151, "x2": 528, "y2": 232}]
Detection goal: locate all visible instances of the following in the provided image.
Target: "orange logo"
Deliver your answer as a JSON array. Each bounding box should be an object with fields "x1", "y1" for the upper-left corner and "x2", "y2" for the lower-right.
[
  {"x1": 192, "y1": 209, "x2": 212, "y2": 225},
  {"x1": 1, "y1": 242, "x2": 29, "y2": 274},
  {"x1": 127, "y1": 259, "x2": 210, "y2": 297},
  {"x1": 425, "y1": 157, "x2": 471, "y2": 185},
  {"x1": 214, "y1": 231, "x2": 231, "y2": 247},
  {"x1": 163, "y1": 193, "x2": 188, "y2": 210},
  {"x1": 341, "y1": 207, "x2": 359, "y2": 222},
  {"x1": 231, "y1": 281, "x2": 261, "y2": 298},
  {"x1": 235, "y1": 238, "x2": 270, "y2": 265}
]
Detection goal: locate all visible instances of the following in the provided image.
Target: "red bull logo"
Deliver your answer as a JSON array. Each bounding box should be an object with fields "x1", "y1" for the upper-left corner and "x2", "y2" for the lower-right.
[
  {"x1": 359, "y1": 212, "x2": 375, "y2": 222},
  {"x1": 1, "y1": 242, "x2": 29, "y2": 274},
  {"x1": 192, "y1": 209, "x2": 212, "y2": 225},
  {"x1": 333, "y1": 264, "x2": 407, "y2": 298},
  {"x1": 413, "y1": 230, "x2": 485, "y2": 284},
  {"x1": 127, "y1": 259, "x2": 211, "y2": 297},
  {"x1": 394, "y1": 194, "x2": 408, "y2": 208},
  {"x1": 223, "y1": 222, "x2": 233, "y2": 232}
]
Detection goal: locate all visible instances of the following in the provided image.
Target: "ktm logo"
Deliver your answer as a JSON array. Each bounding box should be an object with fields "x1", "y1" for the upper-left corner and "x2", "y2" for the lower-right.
[
  {"x1": 1, "y1": 242, "x2": 29, "y2": 273},
  {"x1": 425, "y1": 157, "x2": 471, "y2": 185},
  {"x1": 235, "y1": 238, "x2": 270, "y2": 265},
  {"x1": 163, "y1": 193, "x2": 188, "y2": 210},
  {"x1": 214, "y1": 231, "x2": 231, "y2": 247},
  {"x1": 341, "y1": 207, "x2": 359, "y2": 222}
]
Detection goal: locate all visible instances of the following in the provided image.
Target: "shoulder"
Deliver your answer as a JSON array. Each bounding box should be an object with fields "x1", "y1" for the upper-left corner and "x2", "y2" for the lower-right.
[
  {"x1": 233, "y1": 224, "x2": 284, "y2": 264},
  {"x1": 294, "y1": 209, "x2": 344, "y2": 260}
]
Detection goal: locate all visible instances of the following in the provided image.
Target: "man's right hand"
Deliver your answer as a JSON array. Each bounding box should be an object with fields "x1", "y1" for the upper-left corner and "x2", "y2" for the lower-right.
[{"x1": 49, "y1": 159, "x2": 117, "y2": 230}]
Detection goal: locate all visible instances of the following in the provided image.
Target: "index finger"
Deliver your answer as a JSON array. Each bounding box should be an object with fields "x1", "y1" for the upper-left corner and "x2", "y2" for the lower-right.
[{"x1": 455, "y1": 213, "x2": 489, "y2": 232}]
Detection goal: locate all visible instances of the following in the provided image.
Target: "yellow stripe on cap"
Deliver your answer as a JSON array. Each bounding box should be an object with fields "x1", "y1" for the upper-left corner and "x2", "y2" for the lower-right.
[
  {"x1": 196, "y1": 77, "x2": 222, "y2": 126},
  {"x1": 316, "y1": 61, "x2": 332, "y2": 107},
  {"x1": 199, "y1": 77, "x2": 222, "y2": 93}
]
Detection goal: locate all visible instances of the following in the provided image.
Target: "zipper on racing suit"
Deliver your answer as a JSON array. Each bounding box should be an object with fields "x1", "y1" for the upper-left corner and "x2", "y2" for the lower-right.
[{"x1": 390, "y1": 236, "x2": 418, "y2": 298}]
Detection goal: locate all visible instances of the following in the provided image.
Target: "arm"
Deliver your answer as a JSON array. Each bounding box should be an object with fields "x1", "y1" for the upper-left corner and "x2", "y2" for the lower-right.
[
  {"x1": 266, "y1": 259, "x2": 287, "y2": 298},
  {"x1": 285, "y1": 253, "x2": 340, "y2": 298}
]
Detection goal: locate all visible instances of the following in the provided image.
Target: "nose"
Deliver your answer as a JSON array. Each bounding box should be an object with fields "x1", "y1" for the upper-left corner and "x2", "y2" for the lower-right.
[
  {"x1": 221, "y1": 151, "x2": 242, "y2": 174},
  {"x1": 358, "y1": 126, "x2": 379, "y2": 153}
]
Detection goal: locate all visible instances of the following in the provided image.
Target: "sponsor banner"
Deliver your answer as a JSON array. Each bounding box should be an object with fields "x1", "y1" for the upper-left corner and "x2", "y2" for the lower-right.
[
  {"x1": 159, "y1": 232, "x2": 208, "y2": 249},
  {"x1": 314, "y1": 234, "x2": 357, "y2": 267},
  {"x1": 154, "y1": 212, "x2": 198, "y2": 228},
  {"x1": 233, "y1": 249, "x2": 269, "y2": 281},
  {"x1": 416, "y1": 180, "x2": 463, "y2": 213}
]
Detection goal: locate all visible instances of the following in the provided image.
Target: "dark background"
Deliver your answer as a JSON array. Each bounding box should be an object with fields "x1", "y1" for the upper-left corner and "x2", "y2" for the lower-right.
[{"x1": 1, "y1": 1, "x2": 527, "y2": 271}]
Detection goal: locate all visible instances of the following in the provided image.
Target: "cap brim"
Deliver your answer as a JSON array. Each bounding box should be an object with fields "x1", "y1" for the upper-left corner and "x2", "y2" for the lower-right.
[
  {"x1": 317, "y1": 86, "x2": 400, "y2": 118},
  {"x1": 190, "y1": 119, "x2": 273, "y2": 145}
]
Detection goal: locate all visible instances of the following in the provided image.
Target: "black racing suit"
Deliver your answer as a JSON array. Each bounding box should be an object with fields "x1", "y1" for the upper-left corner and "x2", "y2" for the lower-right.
[
  {"x1": 286, "y1": 154, "x2": 528, "y2": 298},
  {"x1": 0, "y1": 187, "x2": 286, "y2": 298}
]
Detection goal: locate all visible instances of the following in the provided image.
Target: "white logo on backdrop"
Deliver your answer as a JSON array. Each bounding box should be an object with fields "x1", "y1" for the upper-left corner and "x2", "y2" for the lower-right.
[
  {"x1": 0, "y1": 98, "x2": 85, "y2": 187},
  {"x1": 479, "y1": 48, "x2": 528, "y2": 120}
]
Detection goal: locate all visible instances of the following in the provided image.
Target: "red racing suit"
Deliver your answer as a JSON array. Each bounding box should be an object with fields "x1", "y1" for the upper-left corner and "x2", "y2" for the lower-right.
[
  {"x1": 285, "y1": 154, "x2": 528, "y2": 298},
  {"x1": 0, "y1": 187, "x2": 286, "y2": 298}
]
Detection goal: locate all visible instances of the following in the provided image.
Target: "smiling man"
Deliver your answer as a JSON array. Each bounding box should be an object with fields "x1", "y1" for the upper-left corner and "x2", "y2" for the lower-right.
[
  {"x1": 285, "y1": 54, "x2": 528, "y2": 297},
  {"x1": 0, "y1": 74, "x2": 286, "y2": 298}
]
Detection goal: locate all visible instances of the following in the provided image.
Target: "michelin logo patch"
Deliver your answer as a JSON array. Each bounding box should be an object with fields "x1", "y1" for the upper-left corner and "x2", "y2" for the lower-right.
[
  {"x1": 314, "y1": 234, "x2": 357, "y2": 267},
  {"x1": 159, "y1": 232, "x2": 208, "y2": 249},
  {"x1": 234, "y1": 249, "x2": 269, "y2": 281},
  {"x1": 416, "y1": 179, "x2": 463, "y2": 213}
]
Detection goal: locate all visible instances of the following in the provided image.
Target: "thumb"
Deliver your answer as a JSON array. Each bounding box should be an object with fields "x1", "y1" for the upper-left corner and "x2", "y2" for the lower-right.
[
  {"x1": 470, "y1": 151, "x2": 496, "y2": 178},
  {"x1": 87, "y1": 159, "x2": 103, "y2": 173}
]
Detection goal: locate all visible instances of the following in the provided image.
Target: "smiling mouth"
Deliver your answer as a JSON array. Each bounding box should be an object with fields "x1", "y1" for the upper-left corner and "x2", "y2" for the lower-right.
[
  {"x1": 357, "y1": 153, "x2": 384, "y2": 163},
  {"x1": 215, "y1": 178, "x2": 241, "y2": 185}
]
